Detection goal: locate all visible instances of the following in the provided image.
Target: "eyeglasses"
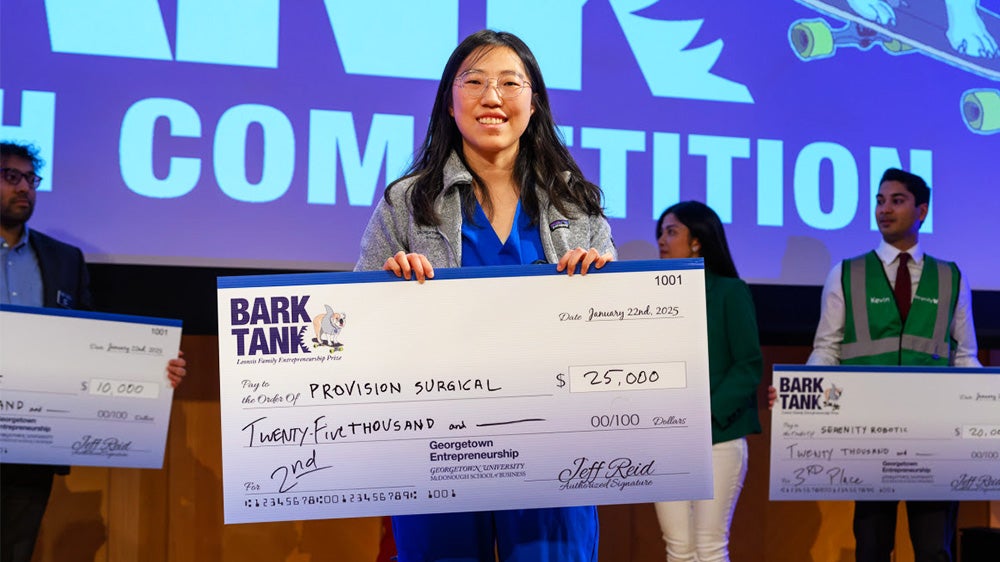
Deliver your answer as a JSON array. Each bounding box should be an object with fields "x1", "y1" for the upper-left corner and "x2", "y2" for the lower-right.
[
  {"x1": 0, "y1": 168, "x2": 43, "y2": 189},
  {"x1": 454, "y1": 70, "x2": 531, "y2": 99}
]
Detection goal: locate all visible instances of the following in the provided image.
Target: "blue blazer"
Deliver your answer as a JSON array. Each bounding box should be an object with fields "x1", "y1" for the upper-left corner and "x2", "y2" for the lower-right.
[{"x1": 29, "y1": 229, "x2": 92, "y2": 311}]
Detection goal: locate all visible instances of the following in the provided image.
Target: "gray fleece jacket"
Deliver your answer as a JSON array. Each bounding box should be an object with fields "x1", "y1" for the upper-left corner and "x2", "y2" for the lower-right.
[{"x1": 354, "y1": 153, "x2": 616, "y2": 272}]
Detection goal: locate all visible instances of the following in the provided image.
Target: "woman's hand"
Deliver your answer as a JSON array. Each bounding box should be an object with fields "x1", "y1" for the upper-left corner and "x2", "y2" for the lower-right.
[
  {"x1": 167, "y1": 350, "x2": 187, "y2": 389},
  {"x1": 767, "y1": 385, "x2": 777, "y2": 409},
  {"x1": 384, "y1": 251, "x2": 435, "y2": 283},
  {"x1": 556, "y1": 248, "x2": 613, "y2": 276}
]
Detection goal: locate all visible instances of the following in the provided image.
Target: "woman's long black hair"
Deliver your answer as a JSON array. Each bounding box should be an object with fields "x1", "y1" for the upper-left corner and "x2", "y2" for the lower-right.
[
  {"x1": 386, "y1": 29, "x2": 604, "y2": 226},
  {"x1": 656, "y1": 201, "x2": 739, "y2": 278}
]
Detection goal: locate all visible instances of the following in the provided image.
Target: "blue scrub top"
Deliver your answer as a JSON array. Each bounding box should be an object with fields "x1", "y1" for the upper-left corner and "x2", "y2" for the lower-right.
[
  {"x1": 391, "y1": 199, "x2": 599, "y2": 562},
  {"x1": 461, "y1": 200, "x2": 544, "y2": 267}
]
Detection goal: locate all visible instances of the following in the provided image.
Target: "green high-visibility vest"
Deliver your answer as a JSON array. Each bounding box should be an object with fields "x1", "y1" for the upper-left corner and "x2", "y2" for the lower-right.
[{"x1": 841, "y1": 251, "x2": 960, "y2": 366}]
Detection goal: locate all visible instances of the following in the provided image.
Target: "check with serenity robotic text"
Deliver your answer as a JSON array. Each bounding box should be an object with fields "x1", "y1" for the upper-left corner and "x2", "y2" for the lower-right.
[
  {"x1": 216, "y1": 259, "x2": 713, "y2": 524},
  {"x1": 771, "y1": 365, "x2": 1000, "y2": 501}
]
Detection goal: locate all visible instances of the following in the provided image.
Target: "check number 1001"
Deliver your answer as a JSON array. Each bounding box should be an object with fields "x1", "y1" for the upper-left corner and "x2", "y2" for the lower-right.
[
  {"x1": 654, "y1": 274, "x2": 683, "y2": 286},
  {"x1": 566, "y1": 362, "x2": 687, "y2": 393}
]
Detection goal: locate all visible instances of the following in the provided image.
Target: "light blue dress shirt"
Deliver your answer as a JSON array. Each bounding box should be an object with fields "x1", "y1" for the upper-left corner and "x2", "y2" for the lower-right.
[{"x1": 0, "y1": 227, "x2": 44, "y2": 306}]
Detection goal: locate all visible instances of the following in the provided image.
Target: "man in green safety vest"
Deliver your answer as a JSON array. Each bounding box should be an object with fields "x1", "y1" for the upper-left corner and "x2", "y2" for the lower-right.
[{"x1": 808, "y1": 167, "x2": 982, "y2": 562}]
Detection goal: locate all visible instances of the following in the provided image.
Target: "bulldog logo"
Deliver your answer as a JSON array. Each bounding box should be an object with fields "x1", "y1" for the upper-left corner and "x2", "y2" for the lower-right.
[{"x1": 312, "y1": 305, "x2": 347, "y2": 352}]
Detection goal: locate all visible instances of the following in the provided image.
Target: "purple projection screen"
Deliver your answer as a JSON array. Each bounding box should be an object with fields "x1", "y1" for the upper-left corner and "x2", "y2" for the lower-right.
[{"x1": 1, "y1": 0, "x2": 998, "y2": 289}]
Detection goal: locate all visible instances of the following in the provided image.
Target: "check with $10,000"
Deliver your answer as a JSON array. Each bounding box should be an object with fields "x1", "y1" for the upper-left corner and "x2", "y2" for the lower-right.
[
  {"x1": 0, "y1": 305, "x2": 181, "y2": 468},
  {"x1": 217, "y1": 260, "x2": 713, "y2": 524}
]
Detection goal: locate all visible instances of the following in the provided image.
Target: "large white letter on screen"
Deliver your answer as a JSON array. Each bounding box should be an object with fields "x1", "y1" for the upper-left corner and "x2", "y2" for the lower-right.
[
  {"x1": 793, "y1": 142, "x2": 859, "y2": 230},
  {"x1": 580, "y1": 127, "x2": 646, "y2": 219},
  {"x1": 120, "y1": 98, "x2": 202, "y2": 198},
  {"x1": 45, "y1": 0, "x2": 172, "y2": 60},
  {"x1": 0, "y1": 90, "x2": 56, "y2": 192},
  {"x1": 609, "y1": 0, "x2": 753, "y2": 103},
  {"x1": 652, "y1": 132, "x2": 680, "y2": 220},
  {"x1": 176, "y1": 0, "x2": 279, "y2": 67},
  {"x1": 486, "y1": 0, "x2": 587, "y2": 90},
  {"x1": 757, "y1": 139, "x2": 784, "y2": 227},
  {"x1": 214, "y1": 104, "x2": 295, "y2": 203},
  {"x1": 307, "y1": 111, "x2": 414, "y2": 206},
  {"x1": 688, "y1": 134, "x2": 750, "y2": 223},
  {"x1": 323, "y1": 0, "x2": 457, "y2": 79}
]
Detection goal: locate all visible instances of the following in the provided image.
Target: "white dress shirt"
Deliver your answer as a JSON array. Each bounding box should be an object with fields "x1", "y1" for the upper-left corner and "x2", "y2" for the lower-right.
[{"x1": 807, "y1": 240, "x2": 981, "y2": 367}]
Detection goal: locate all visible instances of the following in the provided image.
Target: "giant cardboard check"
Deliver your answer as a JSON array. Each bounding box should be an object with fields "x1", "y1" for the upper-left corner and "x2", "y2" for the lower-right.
[
  {"x1": 217, "y1": 260, "x2": 712, "y2": 524},
  {"x1": 0, "y1": 305, "x2": 182, "y2": 468},
  {"x1": 770, "y1": 365, "x2": 1000, "y2": 500}
]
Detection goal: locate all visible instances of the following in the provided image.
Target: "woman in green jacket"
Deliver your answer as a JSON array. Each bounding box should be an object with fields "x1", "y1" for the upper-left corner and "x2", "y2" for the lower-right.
[{"x1": 653, "y1": 201, "x2": 763, "y2": 562}]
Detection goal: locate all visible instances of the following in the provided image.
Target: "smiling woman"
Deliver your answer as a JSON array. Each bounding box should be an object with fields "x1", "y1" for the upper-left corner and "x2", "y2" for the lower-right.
[
  {"x1": 448, "y1": 47, "x2": 535, "y2": 177},
  {"x1": 353, "y1": 29, "x2": 615, "y2": 562},
  {"x1": 354, "y1": 28, "x2": 616, "y2": 277}
]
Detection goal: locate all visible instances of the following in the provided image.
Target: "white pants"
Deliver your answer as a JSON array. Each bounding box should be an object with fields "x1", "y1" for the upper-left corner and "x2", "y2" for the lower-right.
[{"x1": 653, "y1": 437, "x2": 748, "y2": 562}]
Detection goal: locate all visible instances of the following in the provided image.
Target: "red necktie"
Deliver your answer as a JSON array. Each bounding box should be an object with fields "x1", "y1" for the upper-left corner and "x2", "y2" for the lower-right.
[{"x1": 894, "y1": 252, "x2": 912, "y2": 323}]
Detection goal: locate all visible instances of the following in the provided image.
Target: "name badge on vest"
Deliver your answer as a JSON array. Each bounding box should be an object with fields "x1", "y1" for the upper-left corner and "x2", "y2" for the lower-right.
[
  {"x1": 57, "y1": 290, "x2": 74, "y2": 308},
  {"x1": 548, "y1": 219, "x2": 570, "y2": 231}
]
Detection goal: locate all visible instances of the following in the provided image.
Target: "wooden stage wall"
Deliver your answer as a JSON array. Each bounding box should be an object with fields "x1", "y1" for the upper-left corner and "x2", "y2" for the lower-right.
[{"x1": 28, "y1": 339, "x2": 998, "y2": 562}]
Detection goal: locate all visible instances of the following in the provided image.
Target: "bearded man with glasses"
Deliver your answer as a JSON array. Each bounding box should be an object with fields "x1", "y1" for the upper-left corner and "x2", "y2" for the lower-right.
[{"x1": 0, "y1": 141, "x2": 187, "y2": 562}]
